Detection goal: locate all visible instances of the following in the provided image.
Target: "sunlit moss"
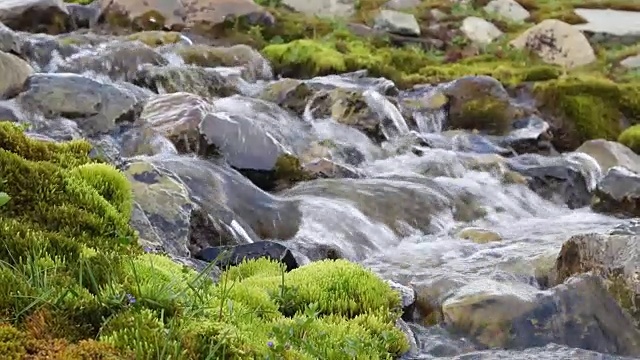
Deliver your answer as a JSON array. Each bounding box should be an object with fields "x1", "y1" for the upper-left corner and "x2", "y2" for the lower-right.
[{"x1": 618, "y1": 125, "x2": 640, "y2": 153}]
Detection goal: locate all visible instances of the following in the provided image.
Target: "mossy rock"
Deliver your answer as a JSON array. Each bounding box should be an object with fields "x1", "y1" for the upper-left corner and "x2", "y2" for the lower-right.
[
  {"x1": 618, "y1": 125, "x2": 640, "y2": 153},
  {"x1": 258, "y1": 78, "x2": 314, "y2": 115},
  {"x1": 126, "y1": 31, "x2": 183, "y2": 47},
  {"x1": 533, "y1": 76, "x2": 640, "y2": 151}
]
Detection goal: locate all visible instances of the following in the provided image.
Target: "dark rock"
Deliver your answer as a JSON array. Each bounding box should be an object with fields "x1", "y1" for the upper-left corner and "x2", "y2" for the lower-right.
[
  {"x1": 592, "y1": 166, "x2": 640, "y2": 218},
  {"x1": 132, "y1": 64, "x2": 240, "y2": 98},
  {"x1": 66, "y1": 2, "x2": 99, "y2": 28},
  {"x1": 195, "y1": 241, "x2": 299, "y2": 272},
  {"x1": 507, "y1": 153, "x2": 593, "y2": 209},
  {"x1": 0, "y1": 0, "x2": 75, "y2": 34}
]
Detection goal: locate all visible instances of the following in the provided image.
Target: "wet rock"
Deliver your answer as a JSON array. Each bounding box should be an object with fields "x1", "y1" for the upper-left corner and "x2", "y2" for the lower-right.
[
  {"x1": 299, "y1": 139, "x2": 370, "y2": 167},
  {"x1": 96, "y1": 0, "x2": 186, "y2": 31},
  {"x1": 443, "y1": 76, "x2": 525, "y2": 136},
  {"x1": 173, "y1": 43, "x2": 272, "y2": 81},
  {"x1": 453, "y1": 343, "x2": 638, "y2": 359},
  {"x1": 0, "y1": 102, "x2": 19, "y2": 121},
  {"x1": 460, "y1": 16, "x2": 503, "y2": 45},
  {"x1": 507, "y1": 153, "x2": 595, "y2": 209},
  {"x1": 66, "y1": 2, "x2": 98, "y2": 29},
  {"x1": 0, "y1": 51, "x2": 33, "y2": 98},
  {"x1": 183, "y1": 0, "x2": 274, "y2": 33},
  {"x1": 125, "y1": 30, "x2": 184, "y2": 47},
  {"x1": 309, "y1": 88, "x2": 410, "y2": 143},
  {"x1": 130, "y1": 154, "x2": 302, "y2": 241},
  {"x1": 577, "y1": 139, "x2": 640, "y2": 174},
  {"x1": 556, "y1": 233, "x2": 640, "y2": 326},
  {"x1": 132, "y1": 65, "x2": 240, "y2": 98},
  {"x1": 511, "y1": 19, "x2": 597, "y2": 69},
  {"x1": 457, "y1": 227, "x2": 502, "y2": 244},
  {"x1": 56, "y1": 41, "x2": 168, "y2": 81},
  {"x1": 442, "y1": 275, "x2": 640, "y2": 355},
  {"x1": 374, "y1": 10, "x2": 420, "y2": 37},
  {"x1": 388, "y1": 280, "x2": 417, "y2": 320},
  {"x1": 302, "y1": 158, "x2": 363, "y2": 180},
  {"x1": 498, "y1": 115, "x2": 555, "y2": 156},
  {"x1": 0, "y1": 0, "x2": 74, "y2": 34},
  {"x1": 16, "y1": 73, "x2": 142, "y2": 136},
  {"x1": 484, "y1": 0, "x2": 530, "y2": 23},
  {"x1": 592, "y1": 166, "x2": 640, "y2": 218},
  {"x1": 195, "y1": 241, "x2": 299, "y2": 271},
  {"x1": 259, "y1": 78, "x2": 314, "y2": 115}
]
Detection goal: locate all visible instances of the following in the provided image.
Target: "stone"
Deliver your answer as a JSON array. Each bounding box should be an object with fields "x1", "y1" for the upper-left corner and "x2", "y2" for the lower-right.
[
  {"x1": 457, "y1": 227, "x2": 502, "y2": 244},
  {"x1": 556, "y1": 233, "x2": 640, "y2": 326},
  {"x1": 66, "y1": 2, "x2": 98, "y2": 29},
  {"x1": 511, "y1": 19, "x2": 597, "y2": 69},
  {"x1": 0, "y1": 51, "x2": 32, "y2": 98},
  {"x1": 460, "y1": 16, "x2": 503, "y2": 45},
  {"x1": 573, "y1": 8, "x2": 640, "y2": 38},
  {"x1": 281, "y1": 0, "x2": 356, "y2": 18},
  {"x1": 182, "y1": 0, "x2": 274, "y2": 33},
  {"x1": 373, "y1": 10, "x2": 421, "y2": 37},
  {"x1": 484, "y1": 0, "x2": 530, "y2": 23},
  {"x1": 577, "y1": 139, "x2": 640, "y2": 174},
  {"x1": 195, "y1": 241, "x2": 299, "y2": 271},
  {"x1": 621, "y1": 54, "x2": 640, "y2": 69},
  {"x1": 132, "y1": 65, "x2": 241, "y2": 98},
  {"x1": 302, "y1": 158, "x2": 363, "y2": 180},
  {"x1": 384, "y1": 0, "x2": 420, "y2": 11},
  {"x1": 387, "y1": 280, "x2": 417, "y2": 320},
  {"x1": 0, "y1": 0, "x2": 73, "y2": 34},
  {"x1": 16, "y1": 73, "x2": 143, "y2": 136},
  {"x1": 441, "y1": 275, "x2": 640, "y2": 355},
  {"x1": 96, "y1": 0, "x2": 186, "y2": 31},
  {"x1": 592, "y1": 166, "x2": 640, "y2": 218},
  {"x1": 173, "y1": 43, "x2": 272, "y2": 81}
]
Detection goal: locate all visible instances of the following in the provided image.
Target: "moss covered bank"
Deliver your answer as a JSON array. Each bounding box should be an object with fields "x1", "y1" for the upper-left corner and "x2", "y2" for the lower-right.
[{"x1": 0, "y1": 122, "x2": 408, "y2": 359}]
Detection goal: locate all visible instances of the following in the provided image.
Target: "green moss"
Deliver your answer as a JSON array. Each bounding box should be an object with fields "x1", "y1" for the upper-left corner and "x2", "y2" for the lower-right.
[
  {"x1": 533, "y1": 76, "x2": 640, "y2": 150},
  {"x1": 263, "y1": 39, "x2": 347, "y2": 78},
  {"x1": 453, "y1": 98, "x2": 513, "y2": 135},
  {"x1": 0, "y1": 121, "x2": 408, "y2": 359},
  {"x1": 618, "y1": 125, "x2": 640, "y2": 153}
]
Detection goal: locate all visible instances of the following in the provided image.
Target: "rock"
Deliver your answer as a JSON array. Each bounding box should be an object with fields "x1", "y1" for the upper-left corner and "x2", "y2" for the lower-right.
[
  {"x1": 373, "y1": 10, "x2": 421, "y2": 37},
  {"x1": 506, "y1": 153, "x2": 595, "y2": 209},
  {"x1": 302, "y1": 158, "x2": 363, "y2": 180},
  {"x1": 498, "y1": 115, "x2": 555, "y2": 156},
  {"x1": 457, "y1": 227, "x2": 502, "y2": 244},
  {"x1": 453, "y1": 343, "x2": 639, "y2": 359},
  {"x1": 556, "y1": 233, "x2": 640, "y2": 326},
  {"x1": 592, "y1": 166, "x2": 640, "y2": 218},
  {"x1": 621, "y1": 54, "x2": 640, "y2": 69},
  {"x1": 384, "y1": 0, "x2": 420, "y2": 11},
  {"x1": 173, "y1": 43, "x2": 272, "y2": 81},
  {"x1": 183, "y1": 0, "x2": 274, "y2": 33},
  {"x1": 573, "y1": 8, "x2": 640, "y2": 40},
  {"x1": 96, "y1": 0, "x2": 186, "y2": 31},
  {"x1": 195, "y1": 241, "x2": 299, "y2": 271},
  {"x1": 309, "y1": 88, "x2": 410, "y2": 143},
  {"x1": 132, "y1": 65, "x2": 240, "y2": 98},
  {"x1": 0, "y1": 0, "x2": 74, "y2": 34},
  {"x1": 16, "y1": 73, "x2": 142, "y2": 136},
  {"x1": 0, "y1": 102, "x2": 19, "y2": 121},
  {"x1": 510, "y1": 19, "x2": 597, "y2": 69},
  {"x1": 577, "y1": 139, "x2": 640, "y2": 174},
  {"x1": 388, "y1": 280, "x2": 417, "y2": 319},
  {"x1": 0, "y1": 51, "x2": 32, "y2": 98},
  {"x1": 484, "y1": 0, "x2": 530, "y2": 23},
  {"x1": 442, "y1": 275, "x2": 640, "y2": 355},
  {"x1": 443, "y1": 76, "x2": 524, "y2": 136},
  {"x1": 460, "y1": 16, "x2": 503, "y2": 45},
  {"x1": 66, "y1": 2, "x2": 98, "y2": 29},
  {"x1": 259, "y1": 78, "x2": 314, "y2": 115},
  {"x1": 281, "y1": 0, "x2": 356, "y2": 18},
  {"x1": 55, "y1": 41, "x2": 168, "y2": 81}
]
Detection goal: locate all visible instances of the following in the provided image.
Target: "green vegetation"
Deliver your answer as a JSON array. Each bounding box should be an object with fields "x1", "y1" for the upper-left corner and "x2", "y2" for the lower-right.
[
  {"x1": 0, "y1": 121, "x2": 408, "y2": 359},
  {"x1": 618, "y1": 124, "x2": 640, "y2": 153}
]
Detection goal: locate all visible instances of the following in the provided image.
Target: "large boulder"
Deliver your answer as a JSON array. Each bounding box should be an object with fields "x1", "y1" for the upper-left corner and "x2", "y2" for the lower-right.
[
  {"x1": 592, "y1": 166, "x2": 640, "y2": 218},
  {"x1": 577, "y1": 139, "x2": 640, "y2": 174},
  {"x1": 0, "y1": 51, "x2": 32, "y2": 98},
  {"x1": 0, "y1": 0, "x2": 74, "y2": 34}
]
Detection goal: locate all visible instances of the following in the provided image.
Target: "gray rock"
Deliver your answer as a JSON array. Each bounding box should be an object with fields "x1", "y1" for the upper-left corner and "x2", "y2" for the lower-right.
[
  {"x1": 484, "y1": 0, "x2": 530, "y2": 23},
  {"x1": 132, "y1": 64, "x2": 241, "y2": 98},
  {"x1": 384, "y1": 0, "x2": 420, "y2": 11},
  {"x1": 556, "y1": 233, "x2": 640, "y2": 326},
  {"x1": 577, "y1": 139, "x2": 640, "y2": 174},
  {"x1": 453, "y1": 343, "x2": 637, "y2": 359},
  {"x1": 573, "y1": 8, "x2": 640, "y2": 39},
  {"x1": 592, "y1": 166, "x2": 640, "y2": 218},
  {"x1": 0, "y1": 0, "x2": 73, "y2": 34},
  {"x1": 66, "y1": 2, "x2": 99, "y2": 28},
  {"x1": 460, "y1": 16, "x2": 503, "y2": 45},
  {"x1": 621, "y1": 54, "x2": 640, "y2": 69},
  {"x1": 0, "y1": 50, "x2": 32, "y2": 98},
  {"x1": 281, "y1": 0, "x2": 357, "y2": 18},
  {"x1": 16, "y1": 73, "x2": 142, "y2": 136},
  {"x1": 374, "y1": 10, "x2": 421, "y2": 37},
  {"x1": 442, "y1": 274, "x2": 640, "y2": 356}
]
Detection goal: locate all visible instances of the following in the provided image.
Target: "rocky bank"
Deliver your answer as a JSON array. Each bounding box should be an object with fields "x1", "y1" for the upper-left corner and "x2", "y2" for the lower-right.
[{"x1": 1, "y1": 0, "x2": 640, "y2": 358}]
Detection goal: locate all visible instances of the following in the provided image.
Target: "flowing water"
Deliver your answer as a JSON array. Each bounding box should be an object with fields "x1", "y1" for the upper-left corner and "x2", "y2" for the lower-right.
[{"x1": 3, "y1": 31, "x2": 635, "y2": 359}]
